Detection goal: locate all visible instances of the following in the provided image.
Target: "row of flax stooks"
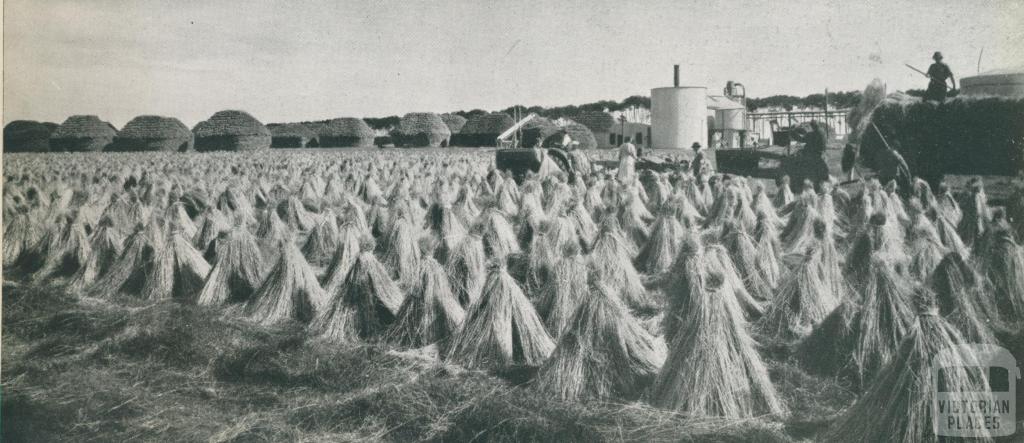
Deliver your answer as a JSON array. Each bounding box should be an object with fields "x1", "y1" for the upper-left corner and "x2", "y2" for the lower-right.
[{"x1": 4, "y1": 151, "x2": 1024, "y2": 442}]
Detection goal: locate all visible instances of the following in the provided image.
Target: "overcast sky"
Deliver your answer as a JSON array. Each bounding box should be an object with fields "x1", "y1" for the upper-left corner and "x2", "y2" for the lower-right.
[{"x1": 4, "y1": 0, "x2": 1022, "y2": 127}]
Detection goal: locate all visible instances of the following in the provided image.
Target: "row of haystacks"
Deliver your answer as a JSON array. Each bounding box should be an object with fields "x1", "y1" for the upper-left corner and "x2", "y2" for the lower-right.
[
  {"x1": 5, "y1": 110, "x2": 602, "y2": 151},
  {"x1": 862, "y1": 94, "x2": 1024, "y2": 176},
  {"x1": 5, "y1": 112, "x2": 381, "y2": 153},
  {"x1": 4, "y1": 147, "x2": 1024, "y2": 439}
]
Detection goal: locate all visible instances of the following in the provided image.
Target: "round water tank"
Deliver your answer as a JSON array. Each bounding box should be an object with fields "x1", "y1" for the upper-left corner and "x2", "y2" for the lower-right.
[
  {"x1": 960, "y1": 68, "x2": 1024, "y2": 98},
  {"x1": 651, "y1": 86, "x2": 707, "y2": 149},
  {"x1": 715, "y1": 108, "x2": 745, "y2": 130}
]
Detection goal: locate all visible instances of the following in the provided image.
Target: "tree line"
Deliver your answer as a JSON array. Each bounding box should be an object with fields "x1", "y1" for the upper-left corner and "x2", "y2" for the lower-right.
[{"x1": 359, "y1": 89, "x2": 953, "y2": 130}]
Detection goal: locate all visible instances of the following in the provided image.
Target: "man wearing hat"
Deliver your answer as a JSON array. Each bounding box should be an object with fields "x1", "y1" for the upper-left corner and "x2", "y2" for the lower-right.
[
  {"x1": 925, "y1": 51, "x2": 956, "y2": 102},
  {"x1": 690, "y1": 142, "x2": 708, "y2": 186}
]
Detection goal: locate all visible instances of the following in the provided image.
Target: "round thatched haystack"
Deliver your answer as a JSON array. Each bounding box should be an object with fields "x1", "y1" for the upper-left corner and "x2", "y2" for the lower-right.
[
  {"x1": 4, "y1": 120, "x2": 57, "y2": 152},
  {"x1": 393, "y1": 112, "x2": 451, "y2": 147},
  {"x1": 572, "y1": 112, "x2": 617, "y2": 133},
  {"x1": 452, "y1": 112, "x2": 514, "y2": 147},
  {"x1": 521, "y1": 116, "x2": 560, "y2": 147},
  {"x1": 49, "y1": 115, "x2": 118, "y2": 152},
  {"x1": 316, "y1": 118, "x2": 375, "y2": 148},
  {"x1": 544, "y1": 122, "x2": 597, "y2": 150},
  {"x1": 268, "y1": 123, "x2": 318, "y2": 148},
  {"x1": 440, "y1": 114, "x2": 467, "y2": 134},
  {"x1": 109, "y1": 115, "x2": 193, "y2": 152},
  {"x1": 192, "y1": 110, "x2": 271, "y2": 152}
]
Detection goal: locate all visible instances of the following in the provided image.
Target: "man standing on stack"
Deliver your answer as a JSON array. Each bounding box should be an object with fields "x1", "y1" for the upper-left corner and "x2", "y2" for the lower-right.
[{"x1": 924, "y1": 51, "x2": 956, "y2": 102}]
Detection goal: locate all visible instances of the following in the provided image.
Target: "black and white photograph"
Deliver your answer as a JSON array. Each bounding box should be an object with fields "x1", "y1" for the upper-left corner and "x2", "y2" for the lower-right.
[{"x1": 2, "y1": 0, "x2": 1023, "y2": 441}]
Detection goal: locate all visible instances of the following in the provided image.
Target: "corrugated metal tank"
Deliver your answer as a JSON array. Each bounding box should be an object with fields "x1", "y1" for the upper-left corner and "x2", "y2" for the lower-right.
[
  {"x1": 961, "y1": 68, "x2": 1024, "y2": 98},
  {"x1": 651, "y1": 86, "x2": 707, "y2": 149}
]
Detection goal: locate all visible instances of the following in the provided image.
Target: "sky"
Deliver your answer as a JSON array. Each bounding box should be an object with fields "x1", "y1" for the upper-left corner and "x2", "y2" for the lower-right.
[{"x1": 4, "y1": 0, "x2": 1023, "y2": 127}]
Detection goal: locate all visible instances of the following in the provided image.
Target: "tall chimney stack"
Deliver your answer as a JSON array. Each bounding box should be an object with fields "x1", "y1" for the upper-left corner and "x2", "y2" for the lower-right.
[{"x1": 674, "y1": 65, "x2": 680, "y2": 87}]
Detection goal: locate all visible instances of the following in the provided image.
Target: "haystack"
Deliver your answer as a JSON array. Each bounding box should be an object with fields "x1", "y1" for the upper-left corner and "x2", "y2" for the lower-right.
[
  {"x1": 721, "y1": 221, "x2": 773, "y2": 302},
  {"x1": 87, "y1": 222, "x2": 165, "y2": 298},
  {"x1": 110, "y1": 115, "x2": 193, "y2": 152},
  {"x1": 931, "y1": 252, "x2": 997, "y2": 344},
  {"x1": 277, "y1": 196, "x2": 317, "y2": 231},
  {"x1": 31, "y1": 213, "x2": 92, "y2": 281},
  {"x1": 301, "y1": 211, "x2": 340, "y2": 267},
  {"x1": 451, "y1": 112, "x2": 514, "y2": 147},
  {"x1": 979, "y1": 227, "x2": 1024, "y2": 322},
  {"x1": 256, "y1": 208, "x2": 290, "y2": 255},
  {"x1": 320, "y1": 225, "x2": 363, "y2": 296},
  {"x1": 799, "y1": 257, "x2": 915, "y2": 382},
  {"x1": 756, "y1": 235, "x2": 840, "y2": 344},
  {"x1": 536, "y1": 247, "x2": 589, "y2": 338},
  {"x1": 315, "y1": 118, "x2": 374, "y2": 148},
  {"x1": 67, "y1": 216, "x2": 124, "y2": 291},
  {"x1": 393, "y1": 112, "x2": 451, "y2": 147},
  {"x1": 243, "y1": 240, "x2": 328, "y2": 325},
  {"x1": 826, "y1": 311, "x2": 995, "y2": 442},
  {"x1": 446, "y1": 233, "x2": 487, "y2": 308},
  {"x1": 311, "y1": 251, "x2": 404, "y2": 342},
  {"x1": 651, "y1": 271, "x2": 787, "y2": 418},
  {"x1": 268, "y1": 123, "x2": 318, "y2": 148},
  {"x1": 197, "y1": 229, "x2": 264, "y2": 306},
  {"x1": 481, "y1": 208, "x2": 521, "y2": 259},
  {"x1": 545, "y1": 122, "x2": 597, "y2": 150},
  {"x1": 193, "y1": 208, "x2": 231, "y2": 253},
  {"x1": 3, "y1": 211, "x2": 42, "y2": 267},
  {"x1": 3, "y1": 120, "x2": 57, "y2": 152},
  {"x1": 590, "y1": 215, "x2": 648, "y2": 310},
  {"x1": 386, "y1": 257, "x2": 465, "y2": 349},
  {"x1": 49, "y1": 115, "x2": 117, "y2": 152},
  {"x1": 440, "y1": 114, "x2": 467, "y2": 135},
  {"x1": 379, "y1": 217, "x2": 423, "y2": 289},
  {"x1": 142, "y1": 230, "x2": 211, "y2": 301},
  {"x1": 536, "y1": 280, "x2": 666, "y2": 401},
  {"x1": 193, "y1": 110, "x2": 271, "y2": 151},
  {"x1": 446, "y1": 261, "x2": 555, "y2": 369},
  {"x1": 635, "y1": 210, "x2": 684, "y2": 274},
  {"x1": 521, "y1": 116, "x2": 560, "y2": 148}
]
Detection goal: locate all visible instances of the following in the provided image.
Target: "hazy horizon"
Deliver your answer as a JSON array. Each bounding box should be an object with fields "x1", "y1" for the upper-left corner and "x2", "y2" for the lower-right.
[{"x1": 4, "y1": 0, "x2": 1023, "y2": 128}]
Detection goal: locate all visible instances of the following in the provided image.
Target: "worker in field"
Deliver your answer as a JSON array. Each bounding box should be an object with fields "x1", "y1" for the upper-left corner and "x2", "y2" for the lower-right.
[
  {"x1": 617, "y1": 137, "x2": 637, "y2": 183},
  {"x1": 690, "y1": 142, "x2": 708, "y2": 185},
  {"x1": 784, "y1": 121, "x2": 830, "y2": 193},
  {"x1": 924, "y1": 51, "x2": 956, "y2": 102}
]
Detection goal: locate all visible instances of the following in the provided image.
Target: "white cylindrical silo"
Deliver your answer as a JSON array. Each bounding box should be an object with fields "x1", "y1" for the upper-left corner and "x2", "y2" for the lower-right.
[
  {"x1": 651, "y1": 86, "x2": 708, "y2": 149},
  {"x1": 716, "y1": 108, "x2": 745, "y2": 130}
]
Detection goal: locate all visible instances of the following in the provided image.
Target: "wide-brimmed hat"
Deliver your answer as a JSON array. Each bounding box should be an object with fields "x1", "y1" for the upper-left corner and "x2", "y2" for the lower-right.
[{"x1": 933, "y1": 51, "x2": 943, "y2": 60}]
